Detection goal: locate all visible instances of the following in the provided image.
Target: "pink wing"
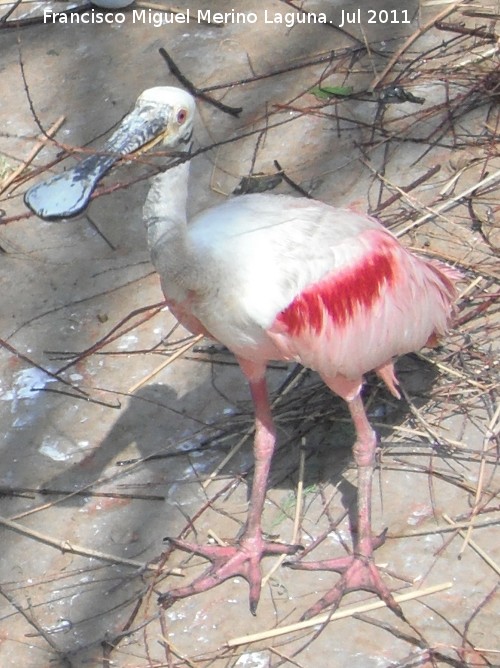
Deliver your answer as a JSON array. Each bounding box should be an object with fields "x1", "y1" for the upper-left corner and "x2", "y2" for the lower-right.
[{"x1": 267, "y1": 228, "x2": 457, "y2": 399}]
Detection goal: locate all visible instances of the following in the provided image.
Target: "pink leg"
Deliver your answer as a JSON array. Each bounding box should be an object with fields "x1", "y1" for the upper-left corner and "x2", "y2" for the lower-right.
[
  {"x1": 288, "y1": 394, "x2": 405, "y2": 621},
  {"x1": 158, "y1": 359, "x2": 301, "y2": 614}
]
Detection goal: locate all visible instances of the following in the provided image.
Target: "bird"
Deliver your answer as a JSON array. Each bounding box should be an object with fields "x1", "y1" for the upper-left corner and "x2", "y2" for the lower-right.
[{"x1": 24, "y1": 87, "x2": 458, "y2": 620}]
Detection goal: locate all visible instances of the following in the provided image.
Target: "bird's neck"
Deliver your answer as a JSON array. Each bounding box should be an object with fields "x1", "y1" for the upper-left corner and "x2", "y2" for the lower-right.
[{"x1": 143, "y1": 159, "x2": 190, "y2": 253}]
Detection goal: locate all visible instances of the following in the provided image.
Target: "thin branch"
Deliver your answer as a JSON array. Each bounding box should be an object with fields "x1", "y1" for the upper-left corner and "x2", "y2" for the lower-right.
[
  {"x1": 0, "y1": 115, "x2": 65, "y2": 195},
  {"x1": 370, "y1": 1, "x2": 465, "y2": 89},
  {"x1": 228, "y1": 582, "x2": 453, "y2": 647},
  {"x1": 158, "y1": 48, "x2": 243, "y2": 117},
  {"x1": 0, "y1": 514, "x2": 183, "y2": 574}
]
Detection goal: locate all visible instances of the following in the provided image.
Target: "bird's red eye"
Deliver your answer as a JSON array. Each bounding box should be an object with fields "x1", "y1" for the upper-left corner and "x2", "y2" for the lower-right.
[{"x1": 177, "y1": 109, "x2": 187, "y2": 125}]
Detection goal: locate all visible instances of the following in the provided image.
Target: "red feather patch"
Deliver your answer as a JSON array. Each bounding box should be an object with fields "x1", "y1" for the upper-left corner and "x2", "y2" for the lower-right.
[{"x1": 277, "y1": 234, "x2": 397, "y2": 335}]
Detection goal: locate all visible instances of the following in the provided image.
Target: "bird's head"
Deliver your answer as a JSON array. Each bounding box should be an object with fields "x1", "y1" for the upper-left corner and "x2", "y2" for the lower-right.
[
  {"x1": 128, "y1": 86, "x2": 196, "y2": 154},
  {"x1": 24, "y1": 87, "x2": 196, "y2": 220}
]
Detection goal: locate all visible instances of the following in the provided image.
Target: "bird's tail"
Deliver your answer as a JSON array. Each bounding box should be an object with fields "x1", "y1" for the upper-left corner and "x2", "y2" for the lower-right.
[
  {"x1": 428, "y1": 260, "x2": 462, "y2": 294},
  {"x1": 424, "y1": 259, "x2": 462, "y2": 346}
]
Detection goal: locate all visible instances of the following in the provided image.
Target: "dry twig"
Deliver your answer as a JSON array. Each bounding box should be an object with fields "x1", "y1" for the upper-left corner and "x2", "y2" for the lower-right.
[{"x1": 228, "y1": 582, "x2": 453, "y2": 646}]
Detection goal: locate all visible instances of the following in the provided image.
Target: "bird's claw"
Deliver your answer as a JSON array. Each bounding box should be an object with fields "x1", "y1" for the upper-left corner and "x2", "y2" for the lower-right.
[
  {"x1": 286, "y1": 527, "x2": 406, "y2": 621},
  {"x1": 289, "y1": 551, "x2": 405, "y2": 621},
  {"x1": 158, "y1": 534, "x2": 302, "y2": 613}
]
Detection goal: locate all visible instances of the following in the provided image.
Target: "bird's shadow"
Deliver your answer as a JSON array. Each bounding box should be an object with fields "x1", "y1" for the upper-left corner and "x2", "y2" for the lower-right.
[
  {"x1": 40, "y1": 352, "x2": 442, "y2": 544},
  {"x1": 40, "y1": 380, "x2": 230, "y2": 506}
]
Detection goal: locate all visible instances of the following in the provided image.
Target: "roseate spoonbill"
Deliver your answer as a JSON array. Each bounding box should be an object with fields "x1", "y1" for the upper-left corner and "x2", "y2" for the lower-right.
[{"x1": 25, "y1": 87, "x2": 458, "y2": 619}]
